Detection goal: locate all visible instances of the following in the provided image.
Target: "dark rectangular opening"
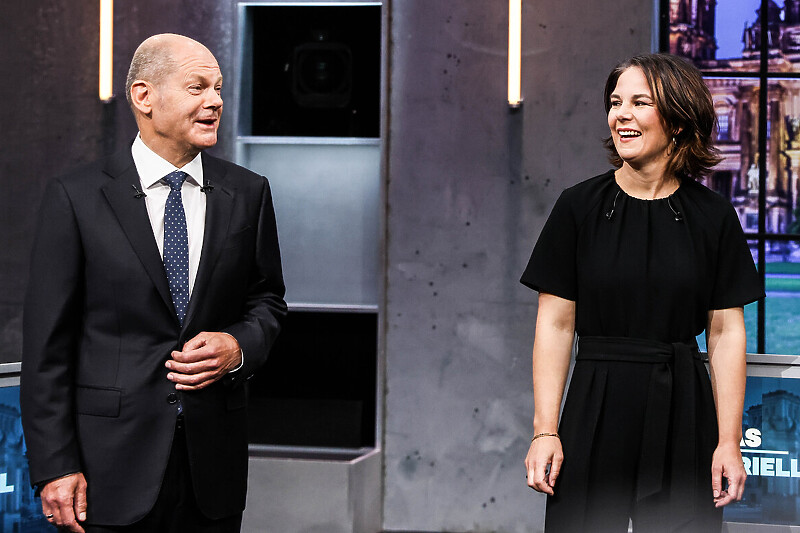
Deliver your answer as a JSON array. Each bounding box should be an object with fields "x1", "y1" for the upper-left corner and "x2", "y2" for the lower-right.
[
  {"x1": 248, "y1": 5, "x2": 381, "y2": 137},
  {"x1": 247, "y1": 310, "x2": 377, "y2": 448}
]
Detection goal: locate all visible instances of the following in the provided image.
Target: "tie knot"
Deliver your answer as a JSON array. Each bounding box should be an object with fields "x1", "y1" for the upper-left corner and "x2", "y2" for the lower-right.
[{"x1": 163, "y1": 171, "x2": 188, "y2": 191}]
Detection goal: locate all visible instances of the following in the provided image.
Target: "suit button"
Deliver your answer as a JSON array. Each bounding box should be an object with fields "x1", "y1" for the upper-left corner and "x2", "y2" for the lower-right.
[{"x1": 167, "y1": 393, "x2": 178, "y2": 404}]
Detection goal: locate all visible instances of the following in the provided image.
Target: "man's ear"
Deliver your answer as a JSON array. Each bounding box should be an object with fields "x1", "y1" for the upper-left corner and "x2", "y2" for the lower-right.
[{"x1": 130, "y1": 80, "x2": 154, "y2": 115}]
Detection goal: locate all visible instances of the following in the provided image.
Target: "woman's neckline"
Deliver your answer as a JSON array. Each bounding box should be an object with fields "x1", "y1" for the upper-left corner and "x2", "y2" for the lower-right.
[{"x1": 612, "y1": 169, "x2": 681, "y2": 201}]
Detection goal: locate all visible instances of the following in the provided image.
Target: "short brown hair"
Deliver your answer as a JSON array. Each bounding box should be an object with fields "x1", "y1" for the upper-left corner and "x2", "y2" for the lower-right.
[{"x1": 603, "y1": 53, "x2": 721, "y2": 180}]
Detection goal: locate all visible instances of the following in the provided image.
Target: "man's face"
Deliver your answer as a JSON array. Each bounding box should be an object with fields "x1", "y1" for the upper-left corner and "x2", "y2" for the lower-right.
[{"x1": 149, "y1": 41, "x2": 223, "y2": 166}]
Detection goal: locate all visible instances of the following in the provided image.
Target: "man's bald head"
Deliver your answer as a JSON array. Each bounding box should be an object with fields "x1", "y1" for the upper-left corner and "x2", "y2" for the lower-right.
[
  {"x1": 125, "y1": 33, "x2": 223, "y2": 167},
  {"x1": 125, "y1": 34, "x2": 213, "y2": 108}
]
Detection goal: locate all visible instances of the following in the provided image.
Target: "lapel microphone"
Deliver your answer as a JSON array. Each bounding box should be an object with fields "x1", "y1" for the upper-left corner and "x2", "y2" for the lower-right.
[
  {"x1": 131, "y1": 184, "x2": 147, "y2": 199},
  {"x1": 667, "y1": 197, "x2": 683, "y2": 222},
  {"x1": 606, "y1": 190, "x2": 620, "y2": 221},
  {"x1": 200, "y1": 180, "x2": 214, "y2": 194}
]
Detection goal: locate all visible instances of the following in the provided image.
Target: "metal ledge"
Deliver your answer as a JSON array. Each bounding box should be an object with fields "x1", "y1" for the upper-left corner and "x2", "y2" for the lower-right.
[
  {"x1": 238, "y1": 135, "x2": 380, "y2": 146},
  {"x1": 248, "y1": 444, "x2": 376, "y2": 462}
]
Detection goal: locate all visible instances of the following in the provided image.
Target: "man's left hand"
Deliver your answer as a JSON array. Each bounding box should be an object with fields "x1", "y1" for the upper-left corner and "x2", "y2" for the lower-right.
[{"x1": 166, "y1": 332, "x2": 241, "y2": 390}]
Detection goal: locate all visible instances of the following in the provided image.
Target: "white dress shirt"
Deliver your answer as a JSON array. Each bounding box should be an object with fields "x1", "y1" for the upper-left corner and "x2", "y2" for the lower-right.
[
  {"x1": 131, "y1": 135, "x2": 206, "y2": 297},
  {"x1": 131, "y1": 136, "x2": 243, "y2": 371}
]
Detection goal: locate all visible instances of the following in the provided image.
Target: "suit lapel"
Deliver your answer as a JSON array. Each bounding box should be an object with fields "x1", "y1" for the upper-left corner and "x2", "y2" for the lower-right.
[
  {"x1": 101, "y1": 149, "x2": 177, "y2": 320},
  {"x1": 183, "y1": 155, "x2": 235, "y2": 330}
]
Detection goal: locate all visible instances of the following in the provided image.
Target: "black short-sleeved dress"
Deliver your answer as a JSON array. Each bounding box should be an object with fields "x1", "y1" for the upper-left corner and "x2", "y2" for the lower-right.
[{"x1": 521, "y1": 170, "x2": 763, "y2": 532}]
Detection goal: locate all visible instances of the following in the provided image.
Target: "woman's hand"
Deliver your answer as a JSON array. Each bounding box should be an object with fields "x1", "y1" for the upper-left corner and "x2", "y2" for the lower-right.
[
  {"x1": 525, "y1": 435, "x2": 563, "y2": 495},
  {"x1": 711, "y1": 441, "x2": 746, "y2": 507},
  {"x1": 706, "y1": 307, "x2": 747, "y2": 509}
]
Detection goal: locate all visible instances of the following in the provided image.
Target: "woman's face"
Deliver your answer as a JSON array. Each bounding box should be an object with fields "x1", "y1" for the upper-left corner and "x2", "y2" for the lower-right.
[{"x1": 607, "y1": 66, "x2": 672, "y2": 170}]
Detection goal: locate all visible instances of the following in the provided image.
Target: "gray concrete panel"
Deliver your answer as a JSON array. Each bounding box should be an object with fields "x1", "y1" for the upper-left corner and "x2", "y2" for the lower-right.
[
  {"x1": 243, "y1": 450, "x2": 381, "y2": 533},
  {"x1": 383, "y1": 1, "x2": 653, "y2": 531}
]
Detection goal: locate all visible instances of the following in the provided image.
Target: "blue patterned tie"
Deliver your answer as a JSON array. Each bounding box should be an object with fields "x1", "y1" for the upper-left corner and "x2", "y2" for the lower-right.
[{"x1": 163, "y1": 171, "x2": 189, "y2": 325}]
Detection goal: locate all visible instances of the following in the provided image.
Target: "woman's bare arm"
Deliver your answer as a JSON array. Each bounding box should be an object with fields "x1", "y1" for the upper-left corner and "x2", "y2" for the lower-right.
[
  {"x1": 525, "y1": 292, "x2": 576, "y2": 495},
  {"x1": 706, "y1": 306, "x2": 747, "y2": 507}
]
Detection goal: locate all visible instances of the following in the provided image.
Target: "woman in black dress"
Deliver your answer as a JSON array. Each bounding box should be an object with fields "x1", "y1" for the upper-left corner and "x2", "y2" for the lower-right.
[{"x1": 522, "y1": 53, "x2": 763, "y2": 532}]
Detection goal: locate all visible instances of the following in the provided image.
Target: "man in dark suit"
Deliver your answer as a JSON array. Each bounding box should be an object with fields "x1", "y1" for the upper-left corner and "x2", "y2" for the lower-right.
[{"x1": 21, "y1": 33, "x2": 286, "y2": 532}]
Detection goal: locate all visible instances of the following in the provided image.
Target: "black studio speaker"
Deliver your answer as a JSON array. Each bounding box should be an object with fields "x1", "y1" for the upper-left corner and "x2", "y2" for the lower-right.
[
  {"x1": 250, "y1": 5, "x2": 380, "y2": 137},
  {"x1": 291, "y1": 32, "x2": 353, "y2": 109}
]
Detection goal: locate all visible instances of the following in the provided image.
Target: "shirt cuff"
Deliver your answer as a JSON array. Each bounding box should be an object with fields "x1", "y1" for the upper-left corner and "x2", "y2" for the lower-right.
[
  {"x1": 219, "y1": 332, "x2": 244, "y2": 373},
  {"x1": 230, "y1": 350, "x2": 244, "y2": 373}
]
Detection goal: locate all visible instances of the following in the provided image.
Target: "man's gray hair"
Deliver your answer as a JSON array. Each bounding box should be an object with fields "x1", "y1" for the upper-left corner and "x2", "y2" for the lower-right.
[{"x1": 125, "y1": 39, "x2": 176, "y2": 108}]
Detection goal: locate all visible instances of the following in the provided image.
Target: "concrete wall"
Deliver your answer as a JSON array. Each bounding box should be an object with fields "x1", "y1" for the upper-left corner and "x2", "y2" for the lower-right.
[
  {"x1": 382, "y1": 1, "x2": 653, "y2": 531},
  {"x1": 1, "y1": 1, "x2": 104, "y2": 363},
  {"x1": 0, "y1": 0, "x2": 237, "y2": 363}
]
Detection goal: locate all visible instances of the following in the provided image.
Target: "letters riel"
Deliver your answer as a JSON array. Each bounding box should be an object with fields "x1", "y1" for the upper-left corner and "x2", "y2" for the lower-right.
[{"x1": 740, "y1": 427, "x2": 800, "y2": 478}]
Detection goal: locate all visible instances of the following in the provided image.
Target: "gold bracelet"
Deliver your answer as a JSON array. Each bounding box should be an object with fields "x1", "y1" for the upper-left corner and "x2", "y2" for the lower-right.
[{"x1": 531, "y1": 432, "x2": 560, "y2": 442}]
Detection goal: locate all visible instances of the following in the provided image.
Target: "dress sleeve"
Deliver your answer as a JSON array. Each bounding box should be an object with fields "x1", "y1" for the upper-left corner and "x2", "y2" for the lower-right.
[
  {"x1": 520, "y1": 190, "x2": 578, "y2": 300},
  {"x1": 709, "y1": 204, "x2": 764, "y2": 310}
]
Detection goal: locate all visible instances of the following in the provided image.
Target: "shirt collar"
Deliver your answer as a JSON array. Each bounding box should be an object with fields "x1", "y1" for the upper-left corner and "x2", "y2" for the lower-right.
[{"x1": 132, "y1": 134, "x2": 204, "y2": 189}]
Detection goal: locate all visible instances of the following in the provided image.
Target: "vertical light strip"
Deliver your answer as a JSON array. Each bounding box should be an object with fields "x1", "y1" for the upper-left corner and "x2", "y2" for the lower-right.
[
  {"x1": 507, "y1": 0, "x2": 522, "y2": 107},
  {"x1": 99, "y1": 0, "x2": 114, "y2": 101}
]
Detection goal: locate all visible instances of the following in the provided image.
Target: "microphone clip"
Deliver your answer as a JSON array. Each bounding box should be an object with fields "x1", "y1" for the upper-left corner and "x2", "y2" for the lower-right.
[
  {"x1": 131, "y1": 184, "x2": 147, "y2": 199},
  {"x1": 200, "y1": 181, "x2": 214, "y2": 194},
  {"x1": 667, "y1": 197, "x2": 683, "y2": 222},
  {"x1": 606, "y1": 190, "x2": 620, "y2": 221}
]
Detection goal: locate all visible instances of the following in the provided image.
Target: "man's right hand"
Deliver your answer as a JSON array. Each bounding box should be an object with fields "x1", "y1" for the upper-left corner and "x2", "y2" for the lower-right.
[{"x1": 40, "y1": 472, "x2": 87, "y2": 532}]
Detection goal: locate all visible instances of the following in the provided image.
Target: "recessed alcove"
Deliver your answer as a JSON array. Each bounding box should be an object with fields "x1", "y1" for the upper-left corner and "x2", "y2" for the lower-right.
[{"x1": 235, "y1": 3, "x2": 384, "y2": 531}]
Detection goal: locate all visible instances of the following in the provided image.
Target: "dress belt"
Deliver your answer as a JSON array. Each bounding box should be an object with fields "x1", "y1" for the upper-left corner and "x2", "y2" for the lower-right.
[{"x1": 576, "y1": 336, "x2": 707, "y2": 527}]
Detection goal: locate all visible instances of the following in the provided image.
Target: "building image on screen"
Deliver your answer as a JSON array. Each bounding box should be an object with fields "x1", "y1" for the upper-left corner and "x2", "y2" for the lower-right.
[
  {"x1": 668, "y1": 0, "x2": 800, "y2": 356},
  {"x1": 0, "y1": 386, "x2": 50, "y2": 532},
  {"x1": 670, "y1": 0, "x2": 800, "y2": 235},
  {"x1": 725, "y1": 376, "x2": 800, "y2": 524}
]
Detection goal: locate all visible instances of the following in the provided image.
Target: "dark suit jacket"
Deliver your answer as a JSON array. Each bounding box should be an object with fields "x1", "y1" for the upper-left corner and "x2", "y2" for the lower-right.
[{"x1": 20, "y1": 146, "x2": 287, "y2": 526}]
